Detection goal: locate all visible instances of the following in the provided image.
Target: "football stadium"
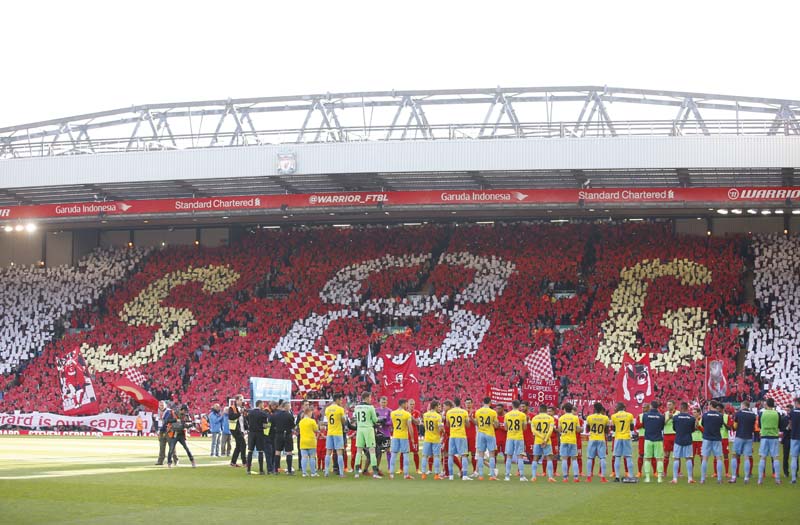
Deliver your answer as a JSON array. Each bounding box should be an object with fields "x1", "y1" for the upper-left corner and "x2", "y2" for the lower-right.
[{"x1": 1, "y1": 85, "x2": 799, "y2": 524}]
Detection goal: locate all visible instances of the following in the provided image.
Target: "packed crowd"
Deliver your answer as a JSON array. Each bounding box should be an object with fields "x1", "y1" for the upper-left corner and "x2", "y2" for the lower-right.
[
  {"x1": 0, "y1": 247, "x2": 148, "y2": 375},
  {"x1": 555, "y1": 224, "x2": 753, "y2": 403},
  {"x1": 0, "y1": 223, "x2": 796, "y2": 415},
  {"x1": 747, "y1": 234, "x2": 800, "y2": 396}
]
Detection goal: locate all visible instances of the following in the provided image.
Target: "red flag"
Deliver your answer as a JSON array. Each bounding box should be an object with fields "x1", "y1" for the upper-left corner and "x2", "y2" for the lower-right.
[
  {"x1": 379, "y1": 354, "x2": 421, "y2": 407},
  {"x1": 616, "y1": 353, "x2": 654, "y2": 411},
  {"x1": 124, "y1": 367, "x2": 147, "y2": 386},
  {"x1": 112, "y1": 376, "x2": 159, "y2": 412},
  {"x1": 57, "y1": 349, "x2": 99, "y2": 416},
  {"x1": 524, "y1": 346, "x2": 554, "y2": 380},
  {"x1": 766, "y1": 388, "x2": 794, "y2": 410}
]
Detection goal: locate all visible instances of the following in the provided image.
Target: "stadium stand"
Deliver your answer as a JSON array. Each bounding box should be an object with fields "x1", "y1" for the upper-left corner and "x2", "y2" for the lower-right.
[
  {"x1": 747, "y1": 234, "x2": 800, "y2": 395},
  {"x1": 0, "y1": 247, "x2": 149, "y2": 375},
  {"x1": 0, "y1": 222, "x2": 791, "y2": 414}
]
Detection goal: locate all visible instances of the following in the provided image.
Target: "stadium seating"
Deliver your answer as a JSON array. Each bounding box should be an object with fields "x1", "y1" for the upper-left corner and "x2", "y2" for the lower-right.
[
  {"x1": 0, "y1": 222, "x2": 789, "y2": 416},
  {"x1": 555, "y1": 223, "x2": 751, "y2": 404},
  {"x1": 746, "y1": 234, "x2": 800, "y2": 395},
  {"x1": 0, "y1": 247, "x2": 149, "y2": 375}
]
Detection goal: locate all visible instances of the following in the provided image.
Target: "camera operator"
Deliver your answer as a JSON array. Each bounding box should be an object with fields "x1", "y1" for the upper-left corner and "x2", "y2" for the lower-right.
[
  {"x1": 271, "y1": 401, "x2": 296, "y2": 475},
  {"x1": 246, "y1": 400, "x2": 269, "y2": 475},
  {"x1": 166, "y1": 404, "x2": 196, "y2": 469}
]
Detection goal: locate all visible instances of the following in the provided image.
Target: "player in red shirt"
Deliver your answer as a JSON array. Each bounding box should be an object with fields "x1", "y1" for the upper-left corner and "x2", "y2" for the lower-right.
[
  {"x1": 465, "y1": 398, "x2": 477, "y2": 472},
  {"x1": 495, "y1": 403, "x2": 507, "y2": 473},
  {"x1": 316, "y1": 426, "x2": 328, "y2": 472},
  {"x1": 548, "y1": 405, "x2": 560, "y2": 476},
  {"x1": 520, "y1": 402, "x2": 536, "y2": 468}
]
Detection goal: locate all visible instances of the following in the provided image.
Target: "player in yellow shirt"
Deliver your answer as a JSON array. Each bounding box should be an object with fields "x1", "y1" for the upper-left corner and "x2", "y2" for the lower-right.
[
  {"x1": 558, "y1": 403, "x2": 582, "y2": 483},
  {"x1": 389, "y1": 399, "x2": 414, "y2": 479},
  {"x1": 473, "y1": 397, "x2": 499, "y2": 480},
  {"x1": 584, "y1": 402, "x2": 610, "y2": 482},
  {"x1": 503, "y1": 400, "x2": 529, "y2": 481},
  {"x1": 445, "y1": 398, "x2": 472, "y2": 480},
  {"x1": 324, "y1": 393, "x2": 346, "y2": 477},
  {"x1": 421, "y1": 400, "x2": 444, "y2": 480},
  {"x1": 298, "y1": 406, "x2": 320, "y2": 477},
  {"x1": 611, "y1": 402, "x2": 636, "y2": 481},
  {"x1": 531, "y1": 404, "x2": 556, "y2": 482}
]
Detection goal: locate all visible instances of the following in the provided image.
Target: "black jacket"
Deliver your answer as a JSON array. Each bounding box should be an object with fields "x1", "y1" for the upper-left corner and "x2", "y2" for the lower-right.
[{"x1": 270, "y1": 410, "x2": 295, "y2": 435}]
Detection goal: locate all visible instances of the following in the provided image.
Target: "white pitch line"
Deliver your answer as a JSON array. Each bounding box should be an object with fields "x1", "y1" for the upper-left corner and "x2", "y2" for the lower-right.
[{"x1": 0, "y1": 462, "x2": 221, "y2": 480}]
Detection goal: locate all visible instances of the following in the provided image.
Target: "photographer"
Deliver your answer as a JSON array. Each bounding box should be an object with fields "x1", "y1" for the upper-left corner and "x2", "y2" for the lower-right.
[
  {"x1": 166, "y1": 404, "x2": 196, "y2": 469},
  {"x1": 271, "y1": 401, "x2": 296, "y2": 475}
]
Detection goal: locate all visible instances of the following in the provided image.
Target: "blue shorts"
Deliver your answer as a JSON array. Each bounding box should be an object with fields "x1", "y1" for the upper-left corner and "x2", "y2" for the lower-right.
[
  {"x1": 587, "y1": 440, "x2": 607, "y2": 459},
  {"x1": 326, "y1": 435, "x2": 344, "y2": 450},
  {"x1": 422, "y1": 442, "x2": 442, "y2": 456},
  {"x1": 732, "y1": 437, "x2": 753, "y2": 457},
  {"x1": 476, "y1": 433, "x2": 497, "y2": 453},
  {"x1": 391, "y1": 438, "x2": 410, "y2": 454},
  {"x1": 560, "y1": 443, "x2": 578, "y2": 457},
  {"x1": 760, "y1": 438, "x2": 780, "y2": 457},
  {"x1": 449, "y1": 437, "x2": 467, "y2": 455},
  {"x1": 613, "y1": 439, "x2": 632, "y2": 457},
  {"x1": 505, "y1": 439, "x2": 525, "y2": 458},
  {"x1": 791, "y1": 439, "x2": 800, "y2": 457},
  {"x1": 533, "y1": 443, "x2": 553, "y2": 457},
  {"x1": 673, "y1": 444, "x2": 693, "y2": 459},
  {"x1": 701, "y1": 440, "x2": 723, "y2": 457}
]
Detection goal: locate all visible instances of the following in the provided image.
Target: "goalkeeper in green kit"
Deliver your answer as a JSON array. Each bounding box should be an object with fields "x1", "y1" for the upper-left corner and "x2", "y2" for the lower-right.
[{"x1": 353, "y1": 391, "x2": 383, "y2": 478}]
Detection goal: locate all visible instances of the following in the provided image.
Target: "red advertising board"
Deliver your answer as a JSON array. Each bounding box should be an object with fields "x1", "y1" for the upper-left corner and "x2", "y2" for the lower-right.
[
  {"x1": 0, "y1": 186, "x2": 797, "y2": 221},
  {"x1": 521, "y1": 379, "x2": 559, "y2": 406}
]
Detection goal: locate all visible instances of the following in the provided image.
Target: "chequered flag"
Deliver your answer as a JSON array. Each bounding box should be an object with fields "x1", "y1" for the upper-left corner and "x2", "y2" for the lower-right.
[
  {"x1": 766, "y1": 388, "x2": 795, "y2": 410},
  {"x1": 284, "y1": 352, "x2": 336, "y2": 393},
  {"x1": 524, "y1": 346, "x2": 553, "y2": 380},
  {"x1": 124, "y1": 367, "x2": 147, "y2": 386}
]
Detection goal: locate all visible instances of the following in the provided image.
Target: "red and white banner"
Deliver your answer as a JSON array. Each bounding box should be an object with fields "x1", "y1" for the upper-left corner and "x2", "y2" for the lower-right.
[
  {"x1": 111, "y1": 376, "x2": 160, "y2": 412},
  {"x1": 521, "y1": 379, "x2": 559, "y2": 407},
  {"x1": 379, "y1": 354, "x2": 422, "y2": 407},
  {"x1": 616, "y1": 353, "x2": 655, "y2": 411},
  {"x1": 0, "y1": 412, "x2": 152, "y2": 433},
  {"x1": 524, "y1": 346, "x2": 554, "y2": 380},
  {"x1": 486, "y1": 385, "x2": 519, "y2": 406},
  {"x1": 57, "y1": 349, "x2": 99, "y2": 416},
  {"x1": 0, "y1": 186, "x2": 797, "y2": 221},
  {"x1": 706, "y1": 359, "x2": 728, "y2": 399}
]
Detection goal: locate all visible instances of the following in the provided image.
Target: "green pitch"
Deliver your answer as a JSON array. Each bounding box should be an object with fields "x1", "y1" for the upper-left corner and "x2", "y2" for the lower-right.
[{"x1": 0, "y1": 436, "x2": 795, "y2": 524}]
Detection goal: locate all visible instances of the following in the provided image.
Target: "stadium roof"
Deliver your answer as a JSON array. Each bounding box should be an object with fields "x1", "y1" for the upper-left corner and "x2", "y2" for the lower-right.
[{"x1": 0, "y1": 87, "x2": 797, "y2": 209}]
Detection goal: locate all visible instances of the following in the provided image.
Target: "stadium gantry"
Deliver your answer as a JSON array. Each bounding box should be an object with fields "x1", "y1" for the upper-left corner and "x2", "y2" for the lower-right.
[{"x1": 1, "y1": 86, "x2": 799, "y2": 159}]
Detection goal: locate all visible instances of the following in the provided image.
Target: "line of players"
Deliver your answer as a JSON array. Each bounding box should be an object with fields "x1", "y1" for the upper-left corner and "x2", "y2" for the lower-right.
[{"x1": 307, "y1": 392, "x2": 800, "y2": 484}]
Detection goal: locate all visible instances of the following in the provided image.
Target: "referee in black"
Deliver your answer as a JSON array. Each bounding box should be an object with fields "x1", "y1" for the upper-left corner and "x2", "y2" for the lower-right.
[
  {"x1": 246, "y1": 400, "x2": 269, "y2": 475},
  {"x1": 271, "y1": 401, "x2": 296, "y2": 475}
]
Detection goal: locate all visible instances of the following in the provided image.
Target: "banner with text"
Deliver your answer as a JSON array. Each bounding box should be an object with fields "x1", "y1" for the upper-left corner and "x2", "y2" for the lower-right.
[
  {"x1": 0, "y1": 412, "x2": 152, "y2": 433},
  {"x1": 1, "y1": 187, "x2": 797, "y2": 221},
  {"x1": 521, "y1": 379, "x2": 559, "y2": 407},
  {"x1": 486, "y1": 386, "x2": 519, "y2": 406}
]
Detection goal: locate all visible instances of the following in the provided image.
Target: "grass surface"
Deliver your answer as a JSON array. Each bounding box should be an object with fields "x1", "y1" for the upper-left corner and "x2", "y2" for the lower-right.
[{"x1": 1, "y1": 436, "x2": 795, "y2": 524}]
